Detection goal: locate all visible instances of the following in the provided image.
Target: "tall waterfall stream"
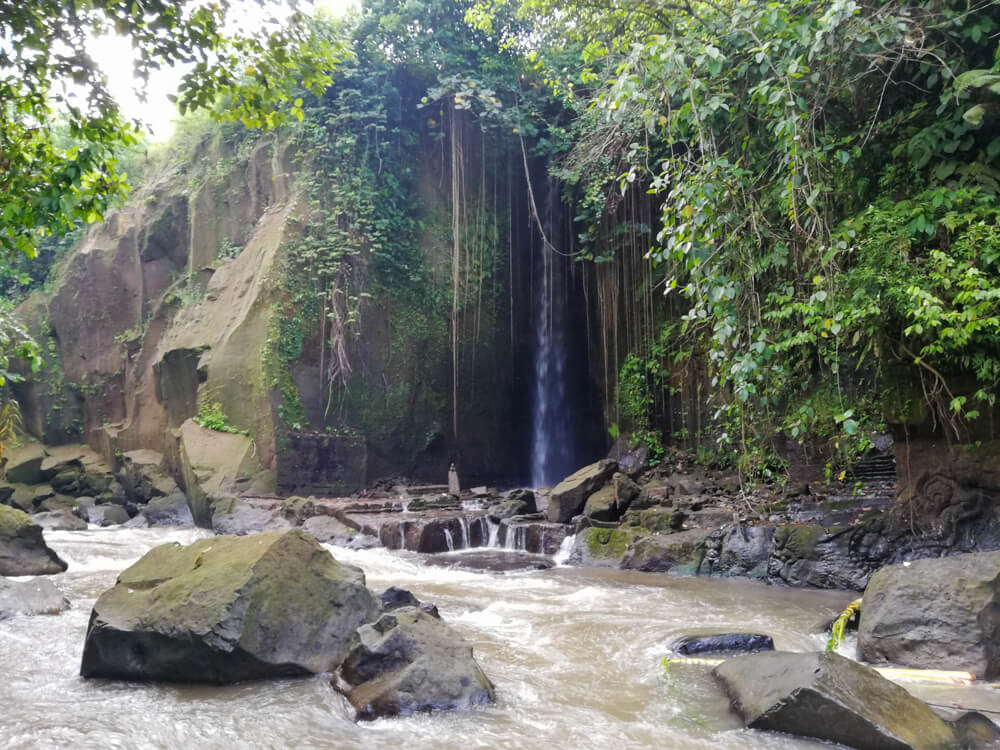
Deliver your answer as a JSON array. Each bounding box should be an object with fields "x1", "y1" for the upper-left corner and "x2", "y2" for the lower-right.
[{"x1": 3, "y1": 527, "x2": 999, "y2": 749}]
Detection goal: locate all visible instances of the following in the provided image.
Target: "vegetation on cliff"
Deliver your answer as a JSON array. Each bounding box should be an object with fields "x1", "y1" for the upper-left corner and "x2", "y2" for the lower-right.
[
  {"x1": 478, "y1": 0, "x2": 1000, "y2": 475},
  {"x1": 3, "y1": 0, "x2": 999, "y2": 483}
]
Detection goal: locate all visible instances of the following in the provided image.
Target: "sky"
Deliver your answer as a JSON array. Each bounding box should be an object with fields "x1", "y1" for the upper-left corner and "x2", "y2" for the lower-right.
[{"x1": 91, "y1": 0, "x2": 358, "y2": 142}]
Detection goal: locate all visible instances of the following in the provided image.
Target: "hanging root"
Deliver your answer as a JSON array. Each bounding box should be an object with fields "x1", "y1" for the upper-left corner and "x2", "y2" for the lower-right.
[{"x1": 826, "y1": 598, "x2": 862, "y2": 652}]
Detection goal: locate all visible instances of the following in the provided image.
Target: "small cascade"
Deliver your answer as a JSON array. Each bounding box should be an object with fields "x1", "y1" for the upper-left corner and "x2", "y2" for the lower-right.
[
  {"x1": 443, "y1": 528, "x2": 455, "y2": 551},
  {"x1": 552, "y1": 534, "x2": 576, "y2": 565},
  {"x1": 487, "y1": 519, "x2": 500, "y2": 548},
  {"x1": 501, "y1": 523, "x2": 529, "y2": 552}
]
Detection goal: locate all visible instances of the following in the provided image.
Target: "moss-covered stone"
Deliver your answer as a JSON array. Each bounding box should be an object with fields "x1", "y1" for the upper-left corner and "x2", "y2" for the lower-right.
[
  {"x1": 80, "y1": 529, "x2": 379, "y2": 683},
  {"x1": 570, "y1": 527, "x2": 635, "y2": 567},
  {"x1": 589, "y1": 528, "x2": 626, "y2": 557}
]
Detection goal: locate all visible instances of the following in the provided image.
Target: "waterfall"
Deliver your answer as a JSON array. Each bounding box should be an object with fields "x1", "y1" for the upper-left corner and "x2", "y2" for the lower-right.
[
  {"x1": 530, "y1": 179, "x2": 574, "y2": 488},
  {"x1": 443, "y1": 528, "x2": 455, "y2": 551},
  {"x1": 552, "y1": 533, "x2": 576, "y2": 565}
]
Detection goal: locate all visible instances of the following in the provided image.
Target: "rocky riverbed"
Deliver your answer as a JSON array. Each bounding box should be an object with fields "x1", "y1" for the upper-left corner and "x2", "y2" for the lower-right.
[
  {"x1": 5, "y1": 438, "x2": 1000, "y2": 595},
  {"x1": 9, "y1": 525, "x2": 1000, "y2": 750}
]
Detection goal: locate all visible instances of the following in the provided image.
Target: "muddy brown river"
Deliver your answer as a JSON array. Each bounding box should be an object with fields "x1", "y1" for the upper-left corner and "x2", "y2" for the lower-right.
[{"x1": 2, "y1": 527, "x2": 998, "y2": 749}]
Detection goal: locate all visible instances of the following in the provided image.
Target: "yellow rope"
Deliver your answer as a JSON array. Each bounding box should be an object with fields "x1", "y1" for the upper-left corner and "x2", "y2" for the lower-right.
[{"x1": 827, "y1": 598, "x2": 862, "y2": 652}]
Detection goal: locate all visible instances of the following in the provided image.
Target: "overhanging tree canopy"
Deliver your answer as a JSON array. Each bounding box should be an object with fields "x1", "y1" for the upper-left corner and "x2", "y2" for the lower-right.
[{"x1": 0, "y1": 0, "x2": 349, "y2": 260}]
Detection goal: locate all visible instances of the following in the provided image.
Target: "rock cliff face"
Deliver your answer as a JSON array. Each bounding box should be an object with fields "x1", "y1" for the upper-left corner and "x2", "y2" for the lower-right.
[
  {"x1": 13, "y1": 122, "x2": 602, "y2": 505},
  {"x1": 16, "y1": 134, "x2": 293, "y2": 507}
]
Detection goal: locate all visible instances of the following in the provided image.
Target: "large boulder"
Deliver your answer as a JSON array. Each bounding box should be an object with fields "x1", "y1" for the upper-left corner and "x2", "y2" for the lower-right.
[
  {"x1": 117, "y1": 449, "x2": 178, "y2": 503},
  {"x1": 714, "y1": 651, "x2": 961, "y2": 750},
  {"x1": 80, "y1": 530, "x2": 380, "y2": 683},
  {"x1": 858, "y1": 551, "x2": 1000, "y2": 679},
  {"x1": 546, "y1": 459, "x2": 617, "y2": 524},
  {"x1": 337, "y1": 606, "x2": 495, "y2": 719},
  {"x1": 0, "y1": 577, "x2": 70, "y2": 619},
  {"x1": 0, "y1": 505, "x2": 67, "y2": 576}
]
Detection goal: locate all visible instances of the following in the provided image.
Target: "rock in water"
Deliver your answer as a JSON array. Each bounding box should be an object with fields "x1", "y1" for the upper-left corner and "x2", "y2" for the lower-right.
[
  {"x1": 31, "y1": 510, "x2": 87, "y2": 531},
  {"x1": 0, "y1": 578, "x2": 70, "y2": 619},
  {"x1": 141, "y1": 492, "x2": 194, "y2": 527},
  {"x1": 951, "y1": 712, "x2": 1000, "y2": 748},
  {"x1": 80, "y1": 530, "x2": 379, "y2": 683},
  {"x1": 338, "y1": 606, "x2": 495, "y2": 719},
  {"x1": 546, "y1": 460, "x2": 617, "y2": 524},
  {"x1": 714, "y1": 651, "x2": 960, "y2": 750},
  {"x1": 673, "y1": 633, "x2": 774, "y2": 656},
  {"x1": 0, "y1": 505, "x2": 67, "y2": 576},
  {"x1": 858, "y1": 551, "x2": 1000, "y2": 679}
]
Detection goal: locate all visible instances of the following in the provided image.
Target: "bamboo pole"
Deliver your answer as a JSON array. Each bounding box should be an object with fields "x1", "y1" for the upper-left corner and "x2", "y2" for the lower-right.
[{"x1": 661, "y1": 656, "x2": 978, "y2": 685}]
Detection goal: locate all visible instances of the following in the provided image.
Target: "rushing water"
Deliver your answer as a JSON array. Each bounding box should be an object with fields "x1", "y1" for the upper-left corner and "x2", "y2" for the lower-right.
[{"x1": 2, "y1": 528, "x2": 999, "y2": 750}]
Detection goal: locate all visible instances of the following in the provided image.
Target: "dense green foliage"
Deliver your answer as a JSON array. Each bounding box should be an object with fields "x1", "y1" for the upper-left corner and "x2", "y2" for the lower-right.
[
  {"x1": 0, "y1": 0, "x2": 345, "y2": 260},
  {"x1": 471, "y1": 0, "x2": 1000, "y2": 473},
  {"x1": 267, "y1": 0, "x2": 530, "y2": 455},
  {"x1": 7, "y1": 0, "x2": 1000, "y2": 480},
  {"x1": 194, "y1": 401, "x2": 249, "y2": 435}
]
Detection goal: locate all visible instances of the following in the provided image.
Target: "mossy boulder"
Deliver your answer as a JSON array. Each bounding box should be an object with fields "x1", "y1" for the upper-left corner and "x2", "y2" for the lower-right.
[
  {"x1": 714, "y1": 651, "x2": 961, "y2": 750},
  {"x1": 0, "y1": 505, "x2": 67, "y2": 576},
  {"x1": 80, "y1": 529, "x2": 380, "y2": 683},
  {"x1": 570, "y1": 527, "x2": 636, "y2": 567},
  {"x1": 337, "y1": 606, "x2": 495, "y2": 719},
  {"x1": 546, "y1": 459, "x2": 617, "y2": 524}
]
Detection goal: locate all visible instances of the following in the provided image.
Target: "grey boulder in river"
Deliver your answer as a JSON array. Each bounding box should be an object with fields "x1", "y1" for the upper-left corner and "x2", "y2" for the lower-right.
[
  {"x1": 0, "y1": 505, "x2": 67, "y2": 576},
  {"x1": 80, "y1": 529, "x2": 380, "y2": 683}
]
